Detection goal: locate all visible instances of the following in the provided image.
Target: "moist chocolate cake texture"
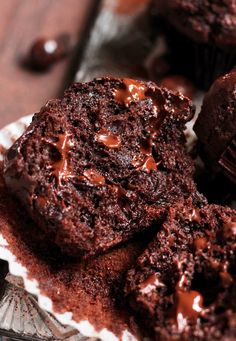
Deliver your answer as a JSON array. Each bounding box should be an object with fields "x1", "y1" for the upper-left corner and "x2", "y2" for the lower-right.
[
  {"x1": 0, "y1": 165, "x2": 147, "y2": 339},
  {"x1": 125, "y1": 202, "x2": 236, "y2": 340},
  {"x1": 3, "y1": 77, "x2": 201, "y2": 258}
]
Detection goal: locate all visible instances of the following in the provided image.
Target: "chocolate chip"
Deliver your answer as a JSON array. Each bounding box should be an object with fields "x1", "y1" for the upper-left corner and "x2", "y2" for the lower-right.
[{"x1": 28, "y1": 34, "x2": 71, "y2": 70}]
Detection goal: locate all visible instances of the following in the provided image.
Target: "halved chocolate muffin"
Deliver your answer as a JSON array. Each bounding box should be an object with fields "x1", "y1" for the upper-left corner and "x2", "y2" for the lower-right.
[
  {"x1": 3, "y1": 77, "x2": 201, "y2": 258},
  {"x1": 125, "y1": 202, "x2": 236, "y2": 340}
]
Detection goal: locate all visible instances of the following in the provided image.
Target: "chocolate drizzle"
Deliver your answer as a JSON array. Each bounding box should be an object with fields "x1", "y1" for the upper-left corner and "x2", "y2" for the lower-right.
[
  {"x1": 219, "y1": 136, "x2": 236, "y2": 184},
  {"x1": 95, "y1": 128, "x2": 121, "y2": 148},
  {"x1": 139, "y1": 273, "x2": 164, "y2": 295}
]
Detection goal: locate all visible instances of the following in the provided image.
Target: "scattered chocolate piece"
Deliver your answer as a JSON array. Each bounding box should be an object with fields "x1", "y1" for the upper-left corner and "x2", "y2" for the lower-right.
[
  {"x1": 28, "y1": 34, "x2": 71, "y2": 70},
  {"x1": 125, "y1": 202, "x2": 236, "y2": 340},
  {"x1": 3, "y1": 77, "x2": 202, "y2": 258}
]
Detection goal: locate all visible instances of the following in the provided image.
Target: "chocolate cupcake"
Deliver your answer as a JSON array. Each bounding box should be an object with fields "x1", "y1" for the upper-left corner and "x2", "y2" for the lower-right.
[
  {"x1": 3, "y1": 77, "x2": 202, "y2": 258},
  {"x1": 153, "y1": 0, "x2": 236, "y2": 89},
  {"x1": 194, "y1": 68, "x2": 236, "y2": 185},
  {"x1": 125, "y1": 202, "x2": 236, "y2": 340}
]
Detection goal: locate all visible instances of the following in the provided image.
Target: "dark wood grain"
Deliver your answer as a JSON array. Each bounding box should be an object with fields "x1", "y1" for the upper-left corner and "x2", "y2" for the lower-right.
[{"x1": 0, "y1": 0, "x2": 97, "y2": 128}]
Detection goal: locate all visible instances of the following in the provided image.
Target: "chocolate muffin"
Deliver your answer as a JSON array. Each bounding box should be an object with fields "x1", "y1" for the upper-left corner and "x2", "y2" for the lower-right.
[
  {"x1": 3, "y1": 77, "x2": 200, "y2": 258},
  {"x1": 194, "y1": 68, "x2": 236, "y2": 184},
  {"x1": 125, "y1": 202, "x2": 236, "y2": 340},
  {"x1": 153, "y1": 0, "x2": 236, "y2": 89}
]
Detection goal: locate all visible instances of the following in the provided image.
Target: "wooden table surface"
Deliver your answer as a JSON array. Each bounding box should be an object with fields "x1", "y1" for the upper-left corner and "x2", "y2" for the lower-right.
[{"x1": 0, "y1": 0, "x2": 97, "y2": 128}]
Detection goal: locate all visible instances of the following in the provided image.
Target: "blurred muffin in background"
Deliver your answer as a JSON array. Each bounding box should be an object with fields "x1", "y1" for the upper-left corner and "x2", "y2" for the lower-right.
[
  {"x1": 194, "y1": 67, "x2": 236, "y2": 185},
  {"x1": 152, "y1": 0, "x2": 236, "y2": 90}
]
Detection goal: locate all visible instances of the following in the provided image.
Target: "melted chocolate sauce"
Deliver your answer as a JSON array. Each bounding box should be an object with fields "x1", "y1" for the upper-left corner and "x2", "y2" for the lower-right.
[
  {"x1": 50, "y1": 132, "x2": 73, "y2": 185},
  {"x1": 83, "y1": 169, "x2": 105, "y2": 186},
  {"x1": 95, "y1": 129, "x2": 121, "y2": 148},
  {"x1": 139, "y1": 273, "x2": 164, "y2": 295},
  {"x1": 173, "y1": 273, "x2": 204, "y2": 332},
  {"x1": 132, "y1": 155, "x2": 157, "y2": 173},
  {"x1": 114, "y1": 79, "x2": 147, "y2": 106},
  {"x1": 175, "y1": 289, "x2": 204, "y2": 332}
]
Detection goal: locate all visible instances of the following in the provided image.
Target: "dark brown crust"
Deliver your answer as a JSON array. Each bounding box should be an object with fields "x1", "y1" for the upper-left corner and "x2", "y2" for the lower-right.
[{"x1": 3, "y1": 77, "x2": 199, "y2": 258}]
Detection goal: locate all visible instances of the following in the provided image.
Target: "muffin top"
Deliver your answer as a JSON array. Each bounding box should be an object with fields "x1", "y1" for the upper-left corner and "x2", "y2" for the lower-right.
[
  {"x1": 194, "y1": 68, "x2": 236, "y2": 182},
  {"x1": 154, "y1": 0, "x2": 236, "y2": 47},
  {"x1": 4, "y1": 77, "x2": 200, "y2": 258}
]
